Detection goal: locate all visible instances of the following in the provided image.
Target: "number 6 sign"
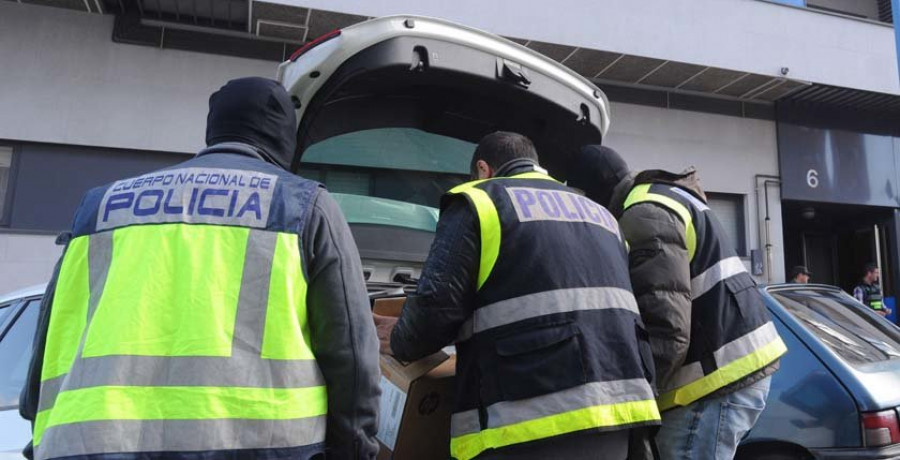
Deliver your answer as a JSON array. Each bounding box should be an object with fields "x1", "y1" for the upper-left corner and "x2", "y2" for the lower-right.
[{"x1": 807, "y1": 169, "x2": 819, "y2": 188}]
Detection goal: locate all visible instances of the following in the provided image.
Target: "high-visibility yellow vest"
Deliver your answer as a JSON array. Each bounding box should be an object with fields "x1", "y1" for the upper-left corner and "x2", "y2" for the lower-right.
[{"x1": 34, "y1": 162, "x2": 328, "y2": 460}]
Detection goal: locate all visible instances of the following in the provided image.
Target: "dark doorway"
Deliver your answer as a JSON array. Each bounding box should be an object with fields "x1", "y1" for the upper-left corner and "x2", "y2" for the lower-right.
[{"x1": 782, "y1": 200, "x2": 893, "y2": 296}]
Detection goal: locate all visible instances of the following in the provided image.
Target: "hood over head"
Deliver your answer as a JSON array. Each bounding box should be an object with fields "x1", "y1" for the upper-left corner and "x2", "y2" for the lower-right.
[
  {"x1": 205, "y1": 77, "x2": 297, "y2": 170},
  {"x1": 568, "y1": 145, "x2": 631, "y2": 208}
]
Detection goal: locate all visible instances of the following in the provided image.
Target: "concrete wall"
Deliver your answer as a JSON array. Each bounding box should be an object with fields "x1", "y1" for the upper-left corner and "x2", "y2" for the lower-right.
[
  {"x1": 0, "y1": 1, "x2": 275, "y2": 154},
  {"x1": 0, "y1": 234, "x2": 60, "y2": 294},
  {"x1": 276, "y1": 0, "x2": 900, "y2": 96},
  {"x1": 605, "y1": 102, "x2": 786, "y2": 282}
]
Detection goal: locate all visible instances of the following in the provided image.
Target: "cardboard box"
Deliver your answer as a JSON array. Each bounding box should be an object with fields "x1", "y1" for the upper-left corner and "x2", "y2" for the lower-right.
[{"x1": 374, "y1": 297, "x2": 456, "y2": 460}]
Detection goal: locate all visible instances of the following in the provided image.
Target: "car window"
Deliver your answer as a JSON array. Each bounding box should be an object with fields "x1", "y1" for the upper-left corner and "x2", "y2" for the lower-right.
[
  {"x1": 0, "y1": 300, "x2": 40, "y2": 408},
  {"x1": 771, "y1": 289, "x2": 900, "y2": 367},
  {"x1": 299, "y1": 128, "x2": 473, "y2": 231},
  {"x1": 0, "y1": 302, "x2": 15, "y2": 328}
]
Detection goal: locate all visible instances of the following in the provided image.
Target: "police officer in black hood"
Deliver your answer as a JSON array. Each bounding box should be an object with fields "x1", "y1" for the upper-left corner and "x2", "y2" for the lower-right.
[{"x1": 21, "y1": 77, "x2": 381, "y2": 460}]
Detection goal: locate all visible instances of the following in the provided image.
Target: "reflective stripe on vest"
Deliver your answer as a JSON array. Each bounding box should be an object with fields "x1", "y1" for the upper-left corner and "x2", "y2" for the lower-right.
[
  {"x1": 447, "y1": 172, "x2": 559, "y2": 290},
  {"x1": 449, "y1": 380, "x2": 660, "y2": 460},
  {"x1": 691, "y1": 256, "x2": 747, "y2": 299},
  {"x1": 867, "y1": 287, "x2": 884, "y2": 310},
  {"x1": 34, "y1": 224, "x2": 327, "y2": 460},
  {"x1": 657, "y1": 322, "x2": 786, "y2": 410},
  {"x1": 623, "y1": 183, "x2": 697, "y2": 261},
  {"x1": 456, "y1": 287, "x2": 638, "y2": 342}
]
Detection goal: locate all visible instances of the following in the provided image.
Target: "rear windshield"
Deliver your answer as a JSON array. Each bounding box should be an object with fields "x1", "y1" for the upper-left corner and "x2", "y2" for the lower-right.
[
  {"x1": 771, "y1": 288, "x2": 900, "y2": 367},
  {"x1": 298, "y1": 128, "x2": 472, "y2": 231}
]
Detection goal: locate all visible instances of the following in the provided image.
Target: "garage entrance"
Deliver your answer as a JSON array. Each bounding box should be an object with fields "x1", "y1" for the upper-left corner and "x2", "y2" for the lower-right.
[{"x1": 782, "y1": 201, "x2": 894, "y2": 298}]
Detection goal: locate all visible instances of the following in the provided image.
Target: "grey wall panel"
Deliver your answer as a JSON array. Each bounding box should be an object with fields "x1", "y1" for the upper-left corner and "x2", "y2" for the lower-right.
[
  {"x1": 779, "y1": 123, "x2": 899, "y2": 207},
  {"x1": 9, "y1": 144, "x2": 182, "y2": 231}
]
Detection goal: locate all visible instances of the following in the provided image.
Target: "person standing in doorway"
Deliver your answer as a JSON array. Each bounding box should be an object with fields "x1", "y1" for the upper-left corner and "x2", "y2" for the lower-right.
[
  {"x1": 789, "y1": 266, "x2": 811, "y2": 284},
  {"x1": 853, "y1": 263, "x2": 891, "y2": 317}
]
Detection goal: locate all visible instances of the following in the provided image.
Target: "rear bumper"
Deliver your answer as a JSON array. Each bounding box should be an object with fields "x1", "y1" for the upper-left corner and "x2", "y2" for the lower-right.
[{"x1": 811, "y1": 444, "x2": 900, "y2": 460}]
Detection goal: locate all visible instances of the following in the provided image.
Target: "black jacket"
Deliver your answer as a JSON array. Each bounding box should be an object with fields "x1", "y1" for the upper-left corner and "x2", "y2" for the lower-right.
[
  {"x1": 20, "y1": 143, "x2": 381, "y2": 460},
  {"x1": 390, "y1": 160, "x2": 656, "y2": 460}
]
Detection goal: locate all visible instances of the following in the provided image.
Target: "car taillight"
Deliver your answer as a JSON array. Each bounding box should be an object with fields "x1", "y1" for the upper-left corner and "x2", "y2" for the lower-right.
[
  {"x1": 862, "y1": 410, "x2": 900, "y2": 447},
  {"x1": 289, "y1": 29, "x2": 341, "y2": 61}
]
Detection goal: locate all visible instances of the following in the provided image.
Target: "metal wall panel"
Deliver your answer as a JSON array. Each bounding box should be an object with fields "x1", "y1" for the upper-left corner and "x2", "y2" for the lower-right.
[
  {"x1": 779, "y1": 122, "x2": 899, "y2": 207},
  {"x1": 7, "y1": 143, "x2": 183, "y2": 231}
]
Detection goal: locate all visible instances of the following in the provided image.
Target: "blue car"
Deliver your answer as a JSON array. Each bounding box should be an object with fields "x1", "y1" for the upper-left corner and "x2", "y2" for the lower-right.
[{"x1": 738, "y1": 284, "x2": 900, "y2": 460}]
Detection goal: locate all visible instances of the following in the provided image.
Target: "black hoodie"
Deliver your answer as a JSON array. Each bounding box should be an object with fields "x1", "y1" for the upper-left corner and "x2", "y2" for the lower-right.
[{"x1": 206, "y1": 77, "x2": 297, "y2": 171}]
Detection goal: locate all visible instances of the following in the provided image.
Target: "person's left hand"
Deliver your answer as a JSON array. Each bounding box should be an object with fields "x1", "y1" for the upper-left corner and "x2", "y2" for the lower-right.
[{"x1": 373, "y1": 313, "x2": 398, "y2": 355}]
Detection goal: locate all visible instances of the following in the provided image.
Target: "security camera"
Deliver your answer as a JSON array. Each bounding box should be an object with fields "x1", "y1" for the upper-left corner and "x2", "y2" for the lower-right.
[{"x1": 780, "y1": 67, "x2": 790, "y2": 76}]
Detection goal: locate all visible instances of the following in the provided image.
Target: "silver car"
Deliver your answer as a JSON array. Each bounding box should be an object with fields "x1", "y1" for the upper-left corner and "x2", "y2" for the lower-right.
[{"x1": 0, "y1": 284, "x2": 44, "y2": 459}]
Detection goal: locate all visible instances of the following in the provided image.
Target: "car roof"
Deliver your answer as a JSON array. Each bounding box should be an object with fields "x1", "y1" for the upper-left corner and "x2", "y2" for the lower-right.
[
  {"x1": 0, "y1": 283, "x2": 47, "y2": 305},
  {"x1": 764, "y1": 283, "x2": 844, "y2": 293}
]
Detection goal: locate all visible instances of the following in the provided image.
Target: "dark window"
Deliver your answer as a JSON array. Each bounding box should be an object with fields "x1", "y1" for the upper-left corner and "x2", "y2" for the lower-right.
[
  {"x1": 806, "y1": 0, "x2": 881, "y2": 20},
  {"x1": 0, "y1": 300, "x2": 40, "y2": 408},
  {"x1": 771, "y1": 289, "x2": 900, "y2": 367},
  {"x1": 707, "y1": 192, "x2": 748, "y2": 256},
  {"x1": 7, "y1": 143, "x2": 183, "y2": 232},
  {"x1": 0, "y1": 147, "x2": 12, "y2": 225}
]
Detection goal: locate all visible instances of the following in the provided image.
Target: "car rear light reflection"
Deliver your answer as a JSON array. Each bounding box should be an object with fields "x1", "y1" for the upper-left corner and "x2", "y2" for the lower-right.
[
  {"x1": 862, "y1": 410, "x2": 900, "y2": 447},
  {"x1": 289, "y1": 29, "x2": 341, "y2": 61}
]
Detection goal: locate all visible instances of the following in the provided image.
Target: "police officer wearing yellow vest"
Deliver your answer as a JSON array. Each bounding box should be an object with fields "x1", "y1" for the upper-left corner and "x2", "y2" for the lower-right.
[
  {"x1": 568, "y1": 146, "x2": 786, "y2": 460},
  {"x1": 19, "y1": 78, "x2": 381, "y2": 460},
  {"x1": 374, "y1": 132, "x2": 661, "y2": 460},
  {"x1": 853, "y1": 263, "x2": 891, "y2": 317}
]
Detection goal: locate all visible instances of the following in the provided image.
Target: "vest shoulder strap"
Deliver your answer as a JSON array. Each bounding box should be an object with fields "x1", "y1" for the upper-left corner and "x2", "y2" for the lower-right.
[
  {"x1": 444, "y1": 172, "x2": 560, "y2": 290},
  {"x1": 623, "y1": 184, "x2": 697, "y2": 261}
]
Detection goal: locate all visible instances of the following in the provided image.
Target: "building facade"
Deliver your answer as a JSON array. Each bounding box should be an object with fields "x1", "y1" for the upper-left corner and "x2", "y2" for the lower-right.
[{"x1": 1, "y1": 0, "x2": 898, "y2": 324}]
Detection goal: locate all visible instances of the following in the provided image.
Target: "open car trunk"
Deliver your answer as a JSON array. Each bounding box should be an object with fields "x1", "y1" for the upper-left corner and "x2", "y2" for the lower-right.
[{"x1": 278, "y1": 16, "x2": 609, "y2": 289}]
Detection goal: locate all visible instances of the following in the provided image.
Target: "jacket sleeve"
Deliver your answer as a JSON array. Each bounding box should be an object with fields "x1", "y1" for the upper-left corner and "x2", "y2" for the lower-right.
[
  {"x1": 853, "y1": 286, "x2": 865, "y2": 303},
  {"x1": 302, "y1": 190, "x2": 381, "y2": 460},
  {"x1": 19, "y1": 235, "x2": 69, "y2": 460},
  {"x1": 619, "y1": 203, "x2": 692, "y2": 389},
  {"x1": 390, "y1": 197, "x2": 478, "y2": 362}
]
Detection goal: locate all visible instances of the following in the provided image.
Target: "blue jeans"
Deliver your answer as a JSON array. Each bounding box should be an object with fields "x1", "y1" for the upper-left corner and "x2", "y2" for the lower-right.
[{"x1": 656, "y1": 376, "x2": 771, "y2": 460}]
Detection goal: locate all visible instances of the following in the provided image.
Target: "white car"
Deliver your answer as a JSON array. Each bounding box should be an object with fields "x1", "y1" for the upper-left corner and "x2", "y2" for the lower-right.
[
  {"x1": 0, "y1": 284, "x2": 45, "y2": 459},
  {"x1": 277, "y1": 15, "x2": 610, "y2": 284}
]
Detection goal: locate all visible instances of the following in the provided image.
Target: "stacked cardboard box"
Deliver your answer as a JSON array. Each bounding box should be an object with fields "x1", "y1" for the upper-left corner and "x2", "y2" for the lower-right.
[{"x1": 373, "y1": 298, "x2": 456, "y2": 460}]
